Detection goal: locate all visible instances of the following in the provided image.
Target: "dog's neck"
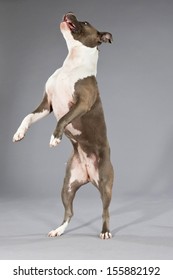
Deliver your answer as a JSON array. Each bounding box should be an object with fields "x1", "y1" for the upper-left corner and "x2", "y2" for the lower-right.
[{"x1": 63, "y1": 44, "x2": 99, "y2": 76}]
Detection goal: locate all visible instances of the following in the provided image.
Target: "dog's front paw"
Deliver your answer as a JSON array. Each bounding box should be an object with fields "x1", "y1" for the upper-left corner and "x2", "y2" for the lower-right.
[
  {"x1": 100, "y1": 231, "x2": 112, "y2": 240},
  {"x1": 13, "y1": 130, "x2": 25, "y2": 142},
  {"x1": 49, "y1": 135, "x2": 61, "y2": 147}
]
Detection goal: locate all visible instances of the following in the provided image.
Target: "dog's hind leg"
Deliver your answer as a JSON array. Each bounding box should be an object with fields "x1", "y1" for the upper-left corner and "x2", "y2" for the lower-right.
[
  {"x1": 48, "y1": 150, "x2": 88, "y2": 237},
  {"x1": 98, "y1": 154, "x2": 114, "y2": 240}
]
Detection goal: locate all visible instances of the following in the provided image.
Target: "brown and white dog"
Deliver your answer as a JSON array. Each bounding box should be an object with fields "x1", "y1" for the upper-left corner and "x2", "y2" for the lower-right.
[{"x1": 13, "y1": 12, "x2": 114, "y2": 239}]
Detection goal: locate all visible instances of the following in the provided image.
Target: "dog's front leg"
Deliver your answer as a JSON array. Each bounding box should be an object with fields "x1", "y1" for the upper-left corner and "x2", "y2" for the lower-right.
[
  {"x1": 13, "y1": 93, "x2": 52, "y2": 142},
  {"x1": 49, "y1": 76, "x2": 98, "y2": 147},
  {"x1": 49, "y1": 102, "x2": 88, "y2": 147}
]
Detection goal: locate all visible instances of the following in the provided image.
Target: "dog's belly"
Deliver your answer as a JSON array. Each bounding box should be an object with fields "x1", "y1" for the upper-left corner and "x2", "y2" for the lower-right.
[{"x1": 78, "y1": 145, "x2": 99, "y2": 186}]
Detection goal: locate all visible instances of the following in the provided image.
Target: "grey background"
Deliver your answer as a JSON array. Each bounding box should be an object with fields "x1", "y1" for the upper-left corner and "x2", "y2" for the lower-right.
[{"x1": 0, "y1": 0, "x2": 173, "y2": 259}]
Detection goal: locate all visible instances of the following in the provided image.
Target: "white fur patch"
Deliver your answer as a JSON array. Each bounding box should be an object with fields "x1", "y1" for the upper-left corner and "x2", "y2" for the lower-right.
[
  {"x1": 48, "y1": 221, "x2": 68, "y2": 237},
  {"x1": 13, "y1": 110, "x2": 49, "y2": 142},
  {"x1": 85, "y1": 155, "x2": 99, "y2": 186},
  {"x1": 68, "y1": 156, "x2": 88, "y2": 191},
  {"x1": 60, "y1": 22, "x2": 82, "y2": 50},
  {"x1": 49, "y1": 135, "x2": 61, "y2": 147},
  {"x1": 77, "y1": 145, "x2": 99, "y2": 186},
  {"x1": 30, "y1": 110, "x2": 50, "y2": 123},
  {"x1": 66, "y1": 123, "x2": 81, "y2": 136}
]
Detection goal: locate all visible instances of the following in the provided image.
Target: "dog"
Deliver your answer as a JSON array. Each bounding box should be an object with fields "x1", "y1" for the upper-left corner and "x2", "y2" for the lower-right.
[{"x1": 13, "y1": 12, "x2": 114, "y2": 239}]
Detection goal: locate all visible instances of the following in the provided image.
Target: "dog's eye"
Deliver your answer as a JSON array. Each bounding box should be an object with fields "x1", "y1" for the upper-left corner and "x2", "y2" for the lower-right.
[{"x1": 83, "y1": 21, "x2": 89, "y2": 26}]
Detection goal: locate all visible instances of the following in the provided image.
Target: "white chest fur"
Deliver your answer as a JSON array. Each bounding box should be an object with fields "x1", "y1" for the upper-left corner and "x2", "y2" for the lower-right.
[{"x1": 45, "y1": 45, "x2": 98, "y2": 120}]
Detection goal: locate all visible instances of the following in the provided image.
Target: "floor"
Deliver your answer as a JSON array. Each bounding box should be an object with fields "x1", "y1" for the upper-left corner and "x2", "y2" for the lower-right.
[{"x1": 1, "y1": 193, "x2": 173, "y2": 260}]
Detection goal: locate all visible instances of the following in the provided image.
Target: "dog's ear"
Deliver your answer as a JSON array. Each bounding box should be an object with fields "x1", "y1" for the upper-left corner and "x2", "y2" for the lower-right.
[{"x1": 99, "y1": 32, "x2": 113, "y2": 44}]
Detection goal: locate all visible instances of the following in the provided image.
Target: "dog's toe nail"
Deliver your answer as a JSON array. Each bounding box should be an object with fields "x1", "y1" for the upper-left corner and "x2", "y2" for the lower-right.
[{"x1": 48, "y1": 231, "x2": 55, "y2": 237}]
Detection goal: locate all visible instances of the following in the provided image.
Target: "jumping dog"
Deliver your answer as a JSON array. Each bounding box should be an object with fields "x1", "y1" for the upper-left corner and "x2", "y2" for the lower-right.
[{"x1": 13, "y1": 12, "x2": 114, "y2": 239}]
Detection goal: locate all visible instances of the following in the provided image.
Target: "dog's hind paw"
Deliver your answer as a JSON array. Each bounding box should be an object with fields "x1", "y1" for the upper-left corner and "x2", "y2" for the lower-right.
[
  {"x1": 48, "y1": 230, "x2": 59, "y2": 237},
  {"x1": 48, "y1": 221, "x2": 68, "y2": 237},
  {"x1": 48, "y1": 228, "x2": 64, "y2": 237},
  {"x1": 49, "y1": 135, "x2": 61, "y2": 147},
  {"x1": 100, "y1": 232, "x2": 112, "y2": 240}
]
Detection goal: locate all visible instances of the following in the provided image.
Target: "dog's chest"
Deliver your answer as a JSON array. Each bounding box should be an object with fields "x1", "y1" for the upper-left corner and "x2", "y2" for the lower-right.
[
  {"x1": 46, "y1": 47, "x2": 98, "y2": 121},
  {"x1": 46, "y1": 69, "x2": 75, "y2": 119},
  {"x1": 46, "y1": 69, "x2": 96, "y2": 120}
]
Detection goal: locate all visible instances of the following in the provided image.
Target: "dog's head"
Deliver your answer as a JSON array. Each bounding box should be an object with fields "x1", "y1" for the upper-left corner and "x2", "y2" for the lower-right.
[{"x1": 60, "y1": 12, "x2": 113, "y2": 49}]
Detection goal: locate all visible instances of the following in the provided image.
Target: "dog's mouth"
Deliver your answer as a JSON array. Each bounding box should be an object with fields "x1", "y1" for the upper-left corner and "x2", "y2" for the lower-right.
[{"x1": 63, "y1": 14, "x2": 77, "y2": 32}]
